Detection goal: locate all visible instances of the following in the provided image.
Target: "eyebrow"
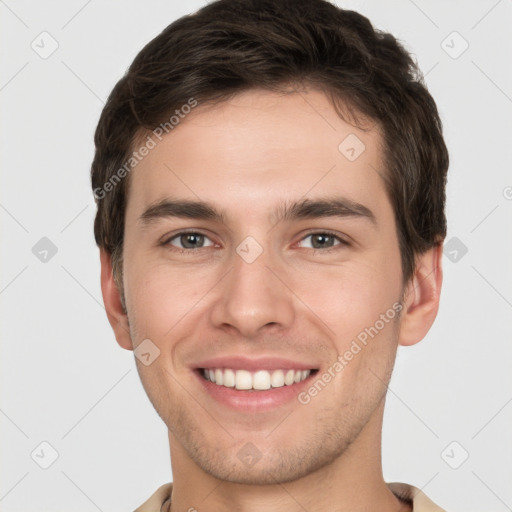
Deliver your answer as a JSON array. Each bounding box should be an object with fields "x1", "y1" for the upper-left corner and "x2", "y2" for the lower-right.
[
  {"x1": 139, "y1": 196, "x2": 376, "y2": 227},
  {"x1": 274, "y1": 197, "x2": 376, "y2": 226}
]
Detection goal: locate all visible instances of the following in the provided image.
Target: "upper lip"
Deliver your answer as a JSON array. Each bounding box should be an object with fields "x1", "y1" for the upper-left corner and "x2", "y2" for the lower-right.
[{"x1": 192, "y1": 356, "x2": 319, "y2": 372}]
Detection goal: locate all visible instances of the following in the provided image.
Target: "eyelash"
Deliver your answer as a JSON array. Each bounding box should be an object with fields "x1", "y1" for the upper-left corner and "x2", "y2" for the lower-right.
[
  {"x1": 160, "y1": 230, "x2": 350, "y2": 255},
  {"x1": 299, "y1": 230, "x2": 351, "y2": 252}
]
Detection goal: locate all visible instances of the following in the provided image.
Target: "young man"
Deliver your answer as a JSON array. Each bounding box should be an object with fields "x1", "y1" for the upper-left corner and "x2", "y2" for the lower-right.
[{"x1": 91, "y1": 0, "x2": 448, "y2": 510}]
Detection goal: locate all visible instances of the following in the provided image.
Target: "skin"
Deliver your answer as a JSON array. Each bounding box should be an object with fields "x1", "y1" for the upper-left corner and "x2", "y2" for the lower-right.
[{"x1": 100, "y1": 88, "x2": 443, "y2": 512}]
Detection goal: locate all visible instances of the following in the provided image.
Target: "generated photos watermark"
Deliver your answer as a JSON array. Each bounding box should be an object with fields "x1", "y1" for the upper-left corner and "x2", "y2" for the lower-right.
[
  {"x1": 93, "y1": 97, "x2": 198, "y2": 200},
  {"x1": 298, "y1": 301, "x2": 403, "y2": 405}
]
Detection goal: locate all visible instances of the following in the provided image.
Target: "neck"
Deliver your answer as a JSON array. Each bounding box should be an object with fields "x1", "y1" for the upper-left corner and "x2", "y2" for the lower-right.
[{"x1": 167, "y1": 399, "x2": 410, "y2": 512}]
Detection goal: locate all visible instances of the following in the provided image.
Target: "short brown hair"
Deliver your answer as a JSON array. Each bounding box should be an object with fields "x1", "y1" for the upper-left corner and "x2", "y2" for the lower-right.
[{"x1": 91, "y1": 0, "x2": 448, "y2": 299}]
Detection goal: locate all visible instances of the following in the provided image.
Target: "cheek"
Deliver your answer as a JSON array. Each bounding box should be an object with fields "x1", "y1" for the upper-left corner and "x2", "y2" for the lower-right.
[
  {"x1": 123, "y1": 257, "x2": 215, "y2": 340},
  {"x1": 288, "y1": 255, "x2": 401, "y2": 348}
]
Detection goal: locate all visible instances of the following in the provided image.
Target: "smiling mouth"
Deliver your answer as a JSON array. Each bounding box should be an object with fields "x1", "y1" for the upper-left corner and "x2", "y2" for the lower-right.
[{"x1": 199, "y1": 368, "x2": 318, "y2": 391}]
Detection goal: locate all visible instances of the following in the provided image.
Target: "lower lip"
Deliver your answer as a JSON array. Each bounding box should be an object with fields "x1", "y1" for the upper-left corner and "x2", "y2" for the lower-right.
[{"x1": 194, "y1": 370, "x2": 316, "y2": 413}]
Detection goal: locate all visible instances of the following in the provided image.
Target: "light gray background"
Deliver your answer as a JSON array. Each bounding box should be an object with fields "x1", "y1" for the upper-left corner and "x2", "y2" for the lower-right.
[{"x1": 1, "y1": 1, "x2": 511, "y2": 511}]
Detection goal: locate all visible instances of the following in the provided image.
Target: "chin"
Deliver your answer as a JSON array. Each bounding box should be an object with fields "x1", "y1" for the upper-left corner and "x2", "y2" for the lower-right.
[{"x1": 190, "y1": 434, "x2": 352, "y2": 486}]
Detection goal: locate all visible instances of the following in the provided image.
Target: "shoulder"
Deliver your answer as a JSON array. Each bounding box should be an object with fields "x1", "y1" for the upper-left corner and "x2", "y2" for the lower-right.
[
  {"x1": 133, "y1": 482, "x2": 173, "y2": 512},
  {"x1": 388, "y1": 482, "x2": 447, "y2": 512}
]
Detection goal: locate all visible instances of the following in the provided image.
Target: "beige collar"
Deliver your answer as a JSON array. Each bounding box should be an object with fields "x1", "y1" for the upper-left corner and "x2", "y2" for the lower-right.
[{"x1": 134, "y1": 481, "x2": 446, "y2": 512}]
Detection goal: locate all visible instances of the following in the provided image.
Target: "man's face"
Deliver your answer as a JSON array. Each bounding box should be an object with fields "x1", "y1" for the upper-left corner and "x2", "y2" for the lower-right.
[{"x1": 121, "y1": 88, "x2": 405, "y2": 484}]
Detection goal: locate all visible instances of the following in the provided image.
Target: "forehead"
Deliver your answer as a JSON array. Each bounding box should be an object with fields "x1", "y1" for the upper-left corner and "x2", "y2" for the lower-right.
[{"x1": 126, "y1": 88, "x2": 389, "y2": 222}]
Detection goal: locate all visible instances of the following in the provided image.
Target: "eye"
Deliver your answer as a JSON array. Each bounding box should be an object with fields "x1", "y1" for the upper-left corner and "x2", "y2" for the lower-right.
[
  {"x1": 164, "y1": 231, "x2": 215, "y2": 250},
  {"x1": 297, "y1": 231, "x2": 349, "y2": 250}
]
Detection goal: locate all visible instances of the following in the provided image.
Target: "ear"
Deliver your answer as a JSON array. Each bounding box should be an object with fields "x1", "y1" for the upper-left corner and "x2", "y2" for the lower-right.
[
  {"x1": 398, "y1": 243, "x2": 443, "y2": 347},
  {"x1": 99, "y1": 249, "x2": 133, "y2": 351}
]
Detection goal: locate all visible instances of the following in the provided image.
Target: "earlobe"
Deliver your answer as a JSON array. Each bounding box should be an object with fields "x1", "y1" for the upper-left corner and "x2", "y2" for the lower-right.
[
  {"x1": 398, "y1": 244, "x2": 443, "y2": 347},
  {"x1": 99, "y1": 249, "x2": 133, "y2": 351}
]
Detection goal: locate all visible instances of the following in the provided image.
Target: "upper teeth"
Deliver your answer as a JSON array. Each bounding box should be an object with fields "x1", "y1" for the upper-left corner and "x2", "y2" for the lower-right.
[{"x1": 203, "y1": 368, "x2": 311, "y2": 390}]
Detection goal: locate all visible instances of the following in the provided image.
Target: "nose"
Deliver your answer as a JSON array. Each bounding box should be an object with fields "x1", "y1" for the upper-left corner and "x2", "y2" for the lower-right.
[{"x1": 209, "y1": 241, "x2": 295, "y2": 338}]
